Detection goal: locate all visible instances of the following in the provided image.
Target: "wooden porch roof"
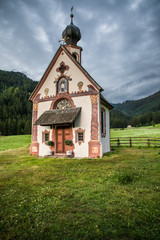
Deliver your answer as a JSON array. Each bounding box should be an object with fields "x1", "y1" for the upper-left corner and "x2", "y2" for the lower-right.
[{"x1": 34, "y1": 107, "x2": 81, "y2": 126}]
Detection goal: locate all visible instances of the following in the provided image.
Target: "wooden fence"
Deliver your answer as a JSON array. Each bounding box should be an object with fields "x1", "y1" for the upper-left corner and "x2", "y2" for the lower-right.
[{"x1": 111, "y1": 137, "x2": 160, "y2": 147}]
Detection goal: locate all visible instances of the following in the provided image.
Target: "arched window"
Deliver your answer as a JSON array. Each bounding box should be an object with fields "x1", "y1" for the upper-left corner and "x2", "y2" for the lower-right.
[
  {"x1": 57, "y1": 77, "x2": 68, "y2": 94},
  {"x1": 55, "y1": 98, "x2": 72, "y2": 110},
  {"x1": 72, "y1": 52, "x2": 77, "y2": 61}
]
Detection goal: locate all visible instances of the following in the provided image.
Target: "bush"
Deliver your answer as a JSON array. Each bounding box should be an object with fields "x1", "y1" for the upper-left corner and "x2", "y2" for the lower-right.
[
  {"x1": 65, "y1": 139, "x2": 72, "y2": 146},
  {"x1": 46, "y1": 141, "x2": 54, "y2": 147}
]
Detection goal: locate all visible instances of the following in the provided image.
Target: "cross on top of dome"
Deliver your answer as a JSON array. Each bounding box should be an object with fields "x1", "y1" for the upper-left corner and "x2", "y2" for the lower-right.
[{"x1": 62, "y1": 7, "x2": 81, "y2": 46}]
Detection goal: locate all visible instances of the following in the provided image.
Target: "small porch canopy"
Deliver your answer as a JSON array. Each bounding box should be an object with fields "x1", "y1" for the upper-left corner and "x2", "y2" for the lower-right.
[{"x1": 34, "y1": 107, "x2": 81, "y2": 126}]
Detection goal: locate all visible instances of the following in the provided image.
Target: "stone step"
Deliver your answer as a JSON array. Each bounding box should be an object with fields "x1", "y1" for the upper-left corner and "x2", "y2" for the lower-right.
[{"x1": 53, "y1": 153, "x2": 68, "y2": 158}]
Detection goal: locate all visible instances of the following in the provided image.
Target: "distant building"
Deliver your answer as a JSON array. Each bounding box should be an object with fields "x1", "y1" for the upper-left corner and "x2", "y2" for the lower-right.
[{"x1": 29, "y1": 12, "x2": 113, "y2": 158}]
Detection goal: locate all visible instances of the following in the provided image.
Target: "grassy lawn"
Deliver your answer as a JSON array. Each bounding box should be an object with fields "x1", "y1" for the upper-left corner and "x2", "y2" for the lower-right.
[
  {"x1": 0, "y1": 145, "x2": 160, "y2": 239},
  {"x1": 111, "y1": 124, "x2": 160, "y2": 138},
  {"x1": 0, "y1": 135, "x2": 31, "y2": 151}
]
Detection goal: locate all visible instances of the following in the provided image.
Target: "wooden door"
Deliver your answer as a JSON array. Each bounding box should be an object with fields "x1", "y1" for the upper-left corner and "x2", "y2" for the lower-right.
[{"x1": 56, "y1": 126, "x2": 71, "y2": 153}]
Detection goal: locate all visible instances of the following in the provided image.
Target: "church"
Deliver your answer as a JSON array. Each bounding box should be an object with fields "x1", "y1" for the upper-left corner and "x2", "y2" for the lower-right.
[{"x1": 29, "y1": 12, "x2": 113, "y2": 158}]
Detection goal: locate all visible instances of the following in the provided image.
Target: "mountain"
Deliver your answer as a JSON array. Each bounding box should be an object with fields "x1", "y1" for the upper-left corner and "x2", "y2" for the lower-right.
[
  {"x1": 111, "y1": 90, "x2": 160, "y2": 127},
  {"x1": 112, "y1": 90, "x2": 160, "y2": 117},
  {"x1": 0, "y1": 70, "x2": 160, "y2": 134},
  {"x1": 0, "y1": 70, "x2": 37, "y2": 136}
]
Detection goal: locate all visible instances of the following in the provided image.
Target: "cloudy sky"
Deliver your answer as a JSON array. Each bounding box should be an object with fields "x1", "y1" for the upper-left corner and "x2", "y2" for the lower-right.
[{"x1": 0, "y1": 0, "x2": 160, "y2": 103}]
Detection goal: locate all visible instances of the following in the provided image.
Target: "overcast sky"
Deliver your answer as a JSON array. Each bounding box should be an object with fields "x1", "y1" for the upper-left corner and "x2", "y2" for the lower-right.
[{"x1": 0, "y1": 0, "x2": 160, "y2": 103}]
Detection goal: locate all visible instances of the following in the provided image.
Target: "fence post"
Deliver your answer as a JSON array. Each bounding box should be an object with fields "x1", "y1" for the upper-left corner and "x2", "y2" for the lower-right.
[
  {"x1": 117, "y1": 138, "x2": 120, "y2": 146},
  {"x1": 129, "y1": 138, "x2": 132, "y2": 147},
  {"x1": 147, "y1": 138, "x2": 150, "y2": 146}
]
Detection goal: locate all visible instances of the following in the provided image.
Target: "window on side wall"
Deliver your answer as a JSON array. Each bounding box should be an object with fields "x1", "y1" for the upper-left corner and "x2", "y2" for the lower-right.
[
  {"x1": 75, "y1": 128, "x2": 85, "y2": 145},
  {"x1": 42, "y1": 130, "x2": 50, "y2": 143},
  {"x1": 78, "y1": 132, "x2": 83, "y2": 142},
  {"x1": 101, "y1": 108, "x2": 106, "y2": 137}
]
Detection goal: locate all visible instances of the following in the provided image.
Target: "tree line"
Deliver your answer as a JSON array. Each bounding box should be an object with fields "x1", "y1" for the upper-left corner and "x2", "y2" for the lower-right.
[
  {"x1": 0, "y1": 70, "x2": 37, "y2": 136},
  {"x1": 0, "y1": 70, "x2": 160, "y2": 135},
  {"x1": 0, "y1": 86, "x2": 32, "y2": 135},
  {"x1": 110, "y1": 110, "x2": 160, "y2": 128}
]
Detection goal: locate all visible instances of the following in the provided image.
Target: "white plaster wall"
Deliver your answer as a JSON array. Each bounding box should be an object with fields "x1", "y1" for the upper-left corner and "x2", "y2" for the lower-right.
[
  {"x1": 37, "y1": 101, "x2": 52, "y2": 118},
  {"x1": 36, "y1": 51, "x2": 98, "y2": 99},
  {"x1": 37, "y1": 53, "x2": 68, "y2": 98},
  {"x1": 69, "y1": 47, "x2": 81, "y2": 63},
  {"x1": 72, "y1": 95, "x2": 91, "y2": 158},
  {"x1": 34, "y1": 49, "x2": 103, "y2": 157},
  {"x1": 36, "y1": 95, "x2": 92, "y2": 157},
  {"x1": 100, "y1": 104, "x2": 111, "y2": 154},
  {"x1": 70, "y1": 47, "x2": 81, "y2": 56},
  {"x1": 67, "y1": 60, "x2": 91, "y2": 93},
  {"x1": 37, "y1": 102, "x2": 53, "y2": 156},
  {"x1": 37, "y1": 126, "x2": 52, "y2": 157}
]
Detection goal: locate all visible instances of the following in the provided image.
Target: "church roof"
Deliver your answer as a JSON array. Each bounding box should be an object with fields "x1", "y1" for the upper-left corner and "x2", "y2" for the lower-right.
[
  {"x1": 34, "y1": 107, "x2": 81, "y2": 126},
  {"x1": 100, "y1": 94, "x2": 113, "y2": 110},
  {"x1": 29, "y1": 45, "x2": 103, "y2": 101}
]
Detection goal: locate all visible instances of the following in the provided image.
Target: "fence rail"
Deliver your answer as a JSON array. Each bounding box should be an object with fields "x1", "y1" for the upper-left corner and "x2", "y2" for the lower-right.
[{"x1": 111, "y1": 137, "x2": 160, "y2": 147}]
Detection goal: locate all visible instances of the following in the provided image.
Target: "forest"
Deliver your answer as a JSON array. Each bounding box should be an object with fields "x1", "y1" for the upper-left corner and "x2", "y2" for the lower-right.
[
  {"x1": 0, "y1": 70, "x2": 160, "y2": 135},
  {"x1": 110, "y1": 109, "x2": 160, "y2": 128},
  {"x1": 111, "y1": 90, "x2": 160, "y2": 128},
  {"x1": 0, "y1": 70, "x2": 37, "y2": 136}
]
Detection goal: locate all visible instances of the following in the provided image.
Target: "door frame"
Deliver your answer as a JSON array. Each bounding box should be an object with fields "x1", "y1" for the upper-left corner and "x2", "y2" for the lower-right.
[{"x1": 55, "y1": 125, "x2": 72, "y2": 153}]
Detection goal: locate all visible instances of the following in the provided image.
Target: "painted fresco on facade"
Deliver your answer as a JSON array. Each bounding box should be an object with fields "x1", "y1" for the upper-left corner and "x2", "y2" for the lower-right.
[{"x1": 29, "y1": 12, "x2": 113, "y2": 158}]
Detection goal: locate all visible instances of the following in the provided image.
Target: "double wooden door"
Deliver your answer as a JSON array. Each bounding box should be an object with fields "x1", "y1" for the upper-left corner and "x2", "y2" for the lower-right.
[{"x1": 56, "y1": 126, "x2": 71, "y2": 153}]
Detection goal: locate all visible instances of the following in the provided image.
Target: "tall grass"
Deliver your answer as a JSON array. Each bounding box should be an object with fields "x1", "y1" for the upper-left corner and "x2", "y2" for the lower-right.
[{"x1": 0, "y1": 146, "x2": 160, "y2": 239}]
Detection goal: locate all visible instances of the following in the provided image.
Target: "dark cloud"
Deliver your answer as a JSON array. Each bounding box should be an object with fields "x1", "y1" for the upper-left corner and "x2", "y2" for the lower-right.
[{"x1": 0, "y1": 0, "x2": 160, "y2": 103}]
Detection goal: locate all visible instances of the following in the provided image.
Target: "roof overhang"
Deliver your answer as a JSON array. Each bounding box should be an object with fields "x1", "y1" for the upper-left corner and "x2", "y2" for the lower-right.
[
  {"x1": 100, "y1": 94, "x2": 113, "y2": 110},
  {"x1": 34, "y1": 107, "x2": 81, "y2": 126}
]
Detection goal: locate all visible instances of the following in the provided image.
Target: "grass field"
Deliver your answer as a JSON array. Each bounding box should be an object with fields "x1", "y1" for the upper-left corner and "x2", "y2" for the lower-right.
[
  {"x1": 0, "y1": 135, "x2": 31, "y2": 151},
  {"x1": 110, "y1": 124, "x2": 160, "y2": 138},
  {"x1": 0, "y1": 124, "x2": 159, "y2": 152},
  {"x1": 0, "y1": 144, "x2": 160, "y2": 239}
]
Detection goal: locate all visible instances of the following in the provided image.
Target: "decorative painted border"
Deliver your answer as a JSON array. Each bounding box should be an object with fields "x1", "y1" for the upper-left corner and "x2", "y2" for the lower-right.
[
  {"x1": 90, "y1": 94, "x2": 99, "y2": 140},
  {"x1": 30, "y1": 102, "x2": 39, "y2": 155},
  {"x1": 50, "y1": 93, "x2": 76, "y2": 109},
  {"x1": 33, "y1": 91, "x2": 99, "y2": 103},
  {"x1": 88, "y1": 141, "x2": 101, "y2": 158},
  {"x1": 42, "y1": 130, "x2": 50, "y2": 143},
  {"x1": 75, "y1": 128, "x2": 85, "y2": 145},
  {"x1": 88, "y1": 94, "x2": 101, "y2": 157},
  {"x1": 29, "y1": 45, "x2": 101, "y2": 101},
  {"x1": 56, "y1": 76, "x2": 69, "y2": 95},
  {"x1": 56, "y1": 61, "x2": 69, "y2": 74}
]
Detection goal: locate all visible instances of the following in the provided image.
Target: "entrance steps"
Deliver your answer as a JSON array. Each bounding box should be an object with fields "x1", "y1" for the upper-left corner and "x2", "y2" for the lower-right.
[{"x1": 52, "y1": 153, "x2": 68, "y2": 158}]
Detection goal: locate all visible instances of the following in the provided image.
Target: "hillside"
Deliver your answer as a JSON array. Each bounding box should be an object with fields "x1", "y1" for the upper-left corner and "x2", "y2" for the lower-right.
[
  {"x1": 0, "y1": 70, "x2": 160, "y2": 133},
  {"x1": 0, "y1": 70, "x2": 37, "y2": 135},
  {"x1": 113, "y1": 90, "x2": 160, "y2": 117}
]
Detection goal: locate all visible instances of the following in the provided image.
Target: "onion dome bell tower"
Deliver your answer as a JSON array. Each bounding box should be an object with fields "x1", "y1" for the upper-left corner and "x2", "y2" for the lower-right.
[
  {"x1": 62, "y1": 8, "x2": 82, "y2": 64},
  {"x1": 62, "y1": 13, "x2": 81, "y2": 45}
]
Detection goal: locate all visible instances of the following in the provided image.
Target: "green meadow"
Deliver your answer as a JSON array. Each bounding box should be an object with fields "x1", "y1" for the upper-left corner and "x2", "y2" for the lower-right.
[
  {"x1": 110, "y1": 124, "x2": 160, "y2": 138},
  {"x1": 0, "y1": 135, "x2": 31, "y2": 151},
  {"x1": 0, "y1": 129, "x2": 160, "y2": 239}
]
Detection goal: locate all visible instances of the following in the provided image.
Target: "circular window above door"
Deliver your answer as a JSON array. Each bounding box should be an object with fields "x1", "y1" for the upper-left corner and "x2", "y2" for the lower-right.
[{"x1": 55, "y1": 99, "x2": 72, "y2": 110}]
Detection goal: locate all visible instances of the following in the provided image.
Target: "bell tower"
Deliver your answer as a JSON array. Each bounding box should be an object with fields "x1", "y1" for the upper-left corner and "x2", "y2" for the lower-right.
[{"x1": 62, "y1": 8, "x2": 82, "y2": 64}]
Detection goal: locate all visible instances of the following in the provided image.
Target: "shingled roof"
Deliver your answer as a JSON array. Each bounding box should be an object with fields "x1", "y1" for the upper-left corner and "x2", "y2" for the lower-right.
[
  {"x1": 100, "y1": 94, "x2": 113, "y2": 110},
  {"x1": 34, "y1": 107, "x2": 81, "y2": 126}
]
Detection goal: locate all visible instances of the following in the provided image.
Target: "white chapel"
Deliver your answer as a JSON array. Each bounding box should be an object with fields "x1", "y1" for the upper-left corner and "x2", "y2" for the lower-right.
[{"x1": 29, "y1": 11, "x2": 113, "y2": 158}]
